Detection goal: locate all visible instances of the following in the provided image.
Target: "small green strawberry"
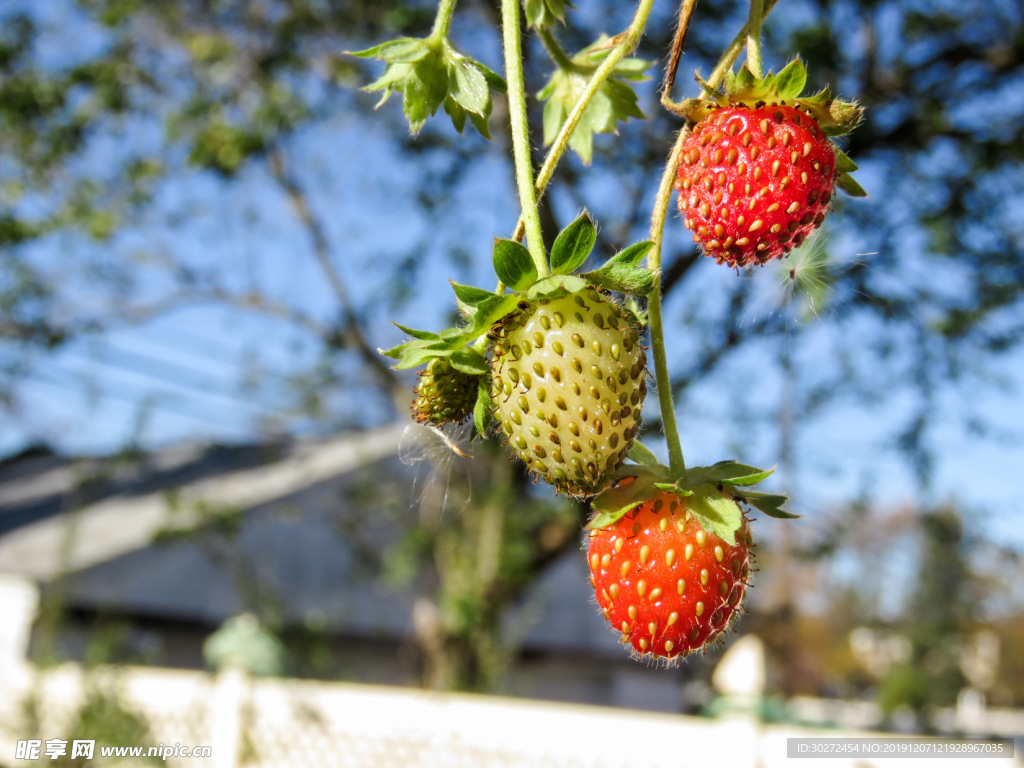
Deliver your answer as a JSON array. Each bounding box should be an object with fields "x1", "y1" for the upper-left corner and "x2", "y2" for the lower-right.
[
  {"x1": 412, "y1": 357, "x2": 479, "y2": 426},
  {"x1": 489, "y1": 288, "x2": 647, "y2": 495}
]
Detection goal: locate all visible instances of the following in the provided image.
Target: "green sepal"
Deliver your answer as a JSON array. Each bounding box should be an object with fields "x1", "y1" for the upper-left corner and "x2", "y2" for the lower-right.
[
  {"x1": 587, "y1": 467, "x2": 671, "y2": 530},
  {"x1": 550, "y1": 211, "x2": 596, "y2": 275},
  {"x1": 450, "y1": 281, "x2": 497, "y2": 309},
  {"x1": 688, "y1": 490, "x2": 745, "y2": 545},
  {"x1": 685, "y1": 460, "x2": 776, "y2": 487},
  {"x1": 526, "y1": 274, "x2": 590, "y2": 299},
  {"x1": 834, "y1": 148, "x2": 858, "y2": 174},
  {"x1": 772, "y1": 58, "x2": 807, "y2": 100},
  {"x1": 583, "y1": 263, "x2": 657, "y2": 297},
  {"x1": 626, "y1": 440, "x2": 660, "y2": 468},
  {"x1": 449, "y1": 348, "x2": 489, "y2": 375},
  {"x1": 350, "y1": 38, "x2": 431, "y2": 64},
  {"x1": 473, "y1": 377, "x2": 494, "y2": 437},
  {"x1": 448, "y1": 54, "x2": 490, "y2": 117},
  {"x1": 493, "y1": 238, "x2": 538, "y2": 291},
  {"x1": 464, "y1": 293, "x2": 521, "y2": 337},
  {"x1": 732, "y1": 490, "x2": 799, "y2": 519},
  {"x1": 524, "y1": 0, "x2": 569, "y2": 28},
  {"x1": 392, "y1": 323, "x2": 440, "y2": 341},
  {"x1": 836, "y1": 172, "x2": 868, "y2": 197},
  {"x1": 604, "y1": 241, "x2": 654, "y2": 268}
]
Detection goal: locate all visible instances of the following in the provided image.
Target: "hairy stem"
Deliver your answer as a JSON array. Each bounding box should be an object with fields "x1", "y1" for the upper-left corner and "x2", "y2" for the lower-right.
[
  {"x1": 708, "y1": 0, "x2": 781, "y2": 88},
  {"x1": 745, "y1": 0, "x2": 765, "y2": 78},
  {"x1": 512, "y1": 0, "x2": 657, "y2": 242},
  {"x1": 646, "y1": 129, "x2": 692, "y2": 475},
  {"x1": 430, "y1": 0, "x2": 459, "y2": 42},
  {"x1": 501, "y1": 0, "x2": 549, "y2": 277}
]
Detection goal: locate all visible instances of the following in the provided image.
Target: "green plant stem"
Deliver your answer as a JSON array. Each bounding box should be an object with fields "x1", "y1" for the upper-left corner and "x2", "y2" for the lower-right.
[
  {"x1": 536, "y1": 27, "x2": 579, "y2": 73},
  {"x1": 429, "y1": 0, "x2": 459, "y2": 42},
  {"x1": 745, "y1": 0, "x2": 765, "y2": 78},
  {"x1": 512, "y1": 0, "x2": 656, "y2": 243},
  {"x1": 501, "y1": 0, "x2": 549, "y2": 278},
  {"x1": 707, "y1": 0, "x2": 781, "y2": 88},
  {"x1": 645, "y1": 128, "x2": 692, "y2": 476}
]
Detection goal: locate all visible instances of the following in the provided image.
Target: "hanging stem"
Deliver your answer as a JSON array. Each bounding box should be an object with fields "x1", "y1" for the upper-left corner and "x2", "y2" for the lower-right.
[
  {"x1": 501, "y1": 0, "x2": 549, "y2": 278},
  {"x1": 512, "y1": 0, "x2": 657, "y2": 243},
  {"x1": 429, "y1": 0, "x2": 460, "y2": 43},
  {"x1": 645, "y1": 129, "x2": 692, "y2": 475}
]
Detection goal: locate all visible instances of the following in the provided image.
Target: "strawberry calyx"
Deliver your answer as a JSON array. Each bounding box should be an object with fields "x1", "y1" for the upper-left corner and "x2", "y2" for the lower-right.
[
  {"x1": 587, "y1": 447, "x2": 797, "y2": 545},
  {"x1": 676, "y1": 58, "x2": 865, "y2": 199}
]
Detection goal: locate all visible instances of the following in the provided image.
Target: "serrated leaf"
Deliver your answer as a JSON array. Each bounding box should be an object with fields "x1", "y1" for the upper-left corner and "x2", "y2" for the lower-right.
[
  {"x1": 688, "y1": 492, "x2": 744, "y2": 545},
  {"x1": 527, "y1": 274, "x2": 589, "y2": 298},
  {"x1": 449, "y1": 57, "x2": 489, "y2": 116},
  {"x1": 450, "y1": 281, "x2": 496, "y2": 308},
  {"x1": 550, "y1": 212, "x2": 597, "y2": 275},
  {"x1": 836, "y1": 173, "x2": 868, "y2": 197},
  {"x1": 736, "y1": 490, "x2": 799, "y2": 519},
  {"x1": 627, "y1": 440, "x2": 660, "y2": 468},
  {"x1": 774, "y1": 58, "x2": 807, "y2": 100},
  {"x1": 473, "y1": 374, "x2": 494, "y2": 436},
  {"x1": 606, "y1": 241, "x2": 654, "y2": 268},
  {"x1": 449, "y1": 348, "x2": 489, "y2": 375},
  {"x1": 393, "y1": 323, "x2": 440, "y2": 341},
  {"x1": 492, "y1": 238, "x2": 538, "y2": 291}
]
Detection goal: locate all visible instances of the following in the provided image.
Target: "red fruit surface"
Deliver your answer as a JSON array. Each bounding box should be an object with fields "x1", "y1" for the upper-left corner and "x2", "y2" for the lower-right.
[
  {"x1": 588, "y1": 492, "x2": 752, "y2": 659},
  {"x1": 676, "y1": 104, "x2": 836, "y2": 267}
]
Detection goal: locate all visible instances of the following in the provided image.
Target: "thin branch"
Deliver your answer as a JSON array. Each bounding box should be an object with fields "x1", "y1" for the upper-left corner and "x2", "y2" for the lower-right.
[{"x1": 267, "y1": 148, "x2": 404, "y2": 407}]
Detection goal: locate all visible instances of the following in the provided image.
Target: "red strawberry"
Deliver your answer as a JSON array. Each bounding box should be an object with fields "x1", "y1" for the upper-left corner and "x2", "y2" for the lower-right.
[
  {"x1": 676, "y1": 105, "x2": 835, "y2": 267},
  {"x1": 673, "y1": 60, "x2": 865, "y2": 268},
  {"x1": 587, "y1": 491, "x2": 752, "y2": 659}
]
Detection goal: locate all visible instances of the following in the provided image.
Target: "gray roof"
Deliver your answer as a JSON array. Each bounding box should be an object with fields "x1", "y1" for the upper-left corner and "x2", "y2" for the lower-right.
[{"x1": 0, "y1": 426, "x2": 623, "y2": 656}]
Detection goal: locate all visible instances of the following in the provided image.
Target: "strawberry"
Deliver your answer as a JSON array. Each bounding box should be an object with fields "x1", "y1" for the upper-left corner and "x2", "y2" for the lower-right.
[
  {"x1": 489, "y1": 288, "x2": 647, "y2": 495},
  {"x1": 412, "y1": 356, "x2": 479, "y2": 426},
  {"x1": 674, "y1": 60, "x2": 865, "y2": 268},
  {"x1": 587, "y1": 490, "x2": 753, "y2": 659}
]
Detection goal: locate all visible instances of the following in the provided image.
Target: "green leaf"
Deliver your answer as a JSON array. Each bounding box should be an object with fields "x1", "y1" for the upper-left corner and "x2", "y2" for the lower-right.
[
  {"x1": 473, "y1": 377, "x2": 494, "y2": 437},
  {"x1": 393, "y1": 323, "x2": 440, "y2": 341},
  {"x1": 550, "y1": 211, "x2": 597, "y2": 274},
  {"x1": 450, "y1": 281, "x2": 496, "y2": 308},
  {"x1": 443, "y1": 97, "x2": 467, "y2": 133},
  {"x1": 526, "y1": 274, "x2": 589, "y2": 298},
  {"x1": 492, "y1": 238, "x2": 538, "y2": 291},
  {"x1": 689, "y1": 492, "x2": 744, "y2": 545},
  {"x1": 449, "y1": 348, "x2": 489, "y2": 375},
  {"x1": 350, "y1": 38, "x2": 430, "y2": 64},
  {"x1": 626, "y1": 440, "x2": 660, "y2": 468},
  {"x1": 774, "y1": 58, "x2": 807, "y2": 100},
  {"x1": 605, "y1": 240, "x2": 654, "y2": 268}
]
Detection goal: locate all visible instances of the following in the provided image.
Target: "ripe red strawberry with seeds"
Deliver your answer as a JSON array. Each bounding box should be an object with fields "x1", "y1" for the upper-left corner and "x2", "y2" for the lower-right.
[
  {"x1": 588, "y1": 490, "x2": 753, "y2": 659},
  {"x1": 675, "y1": 60, "x2": 865, "y2": 268}
]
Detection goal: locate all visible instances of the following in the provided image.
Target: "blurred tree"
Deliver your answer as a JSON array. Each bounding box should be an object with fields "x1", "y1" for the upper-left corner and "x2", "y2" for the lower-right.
[{"x1": 2, "y1": 0, "x2": 1023, "y2": 692}]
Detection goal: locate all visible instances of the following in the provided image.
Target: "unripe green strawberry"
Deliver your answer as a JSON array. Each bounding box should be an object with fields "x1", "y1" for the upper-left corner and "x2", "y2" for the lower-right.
[
  {"x1": 412, "y1": 357, "x2": 478, "y2": 426},
  {"x1": 489, "y1": 289, "x2": 647, "y2": 495}
]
